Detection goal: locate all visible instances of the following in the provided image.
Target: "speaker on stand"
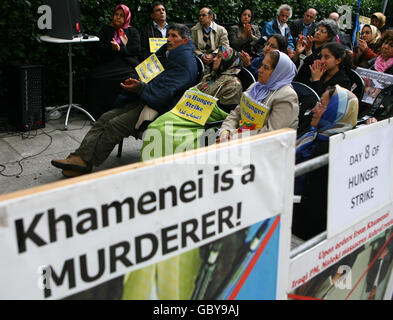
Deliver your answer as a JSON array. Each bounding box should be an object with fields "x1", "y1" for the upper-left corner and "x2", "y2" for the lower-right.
[{"x1": 7, "y1": 62, "x2": 45, "y2": 131}]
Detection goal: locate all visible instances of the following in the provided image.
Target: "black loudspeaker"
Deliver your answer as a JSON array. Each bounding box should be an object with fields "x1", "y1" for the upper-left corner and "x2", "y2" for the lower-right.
[
  {"x1": 45, "y1": 0, "x2": 83, "y2": 39},
  {"x1": 7, "y1": 62, "x2": 45, "y2": 131}
]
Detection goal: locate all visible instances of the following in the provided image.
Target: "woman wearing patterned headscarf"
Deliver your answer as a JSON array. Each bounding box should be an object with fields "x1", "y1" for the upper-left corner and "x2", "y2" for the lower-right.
[
  {"x1": 87, "y1": 4, "x2": 141, "y2": 118},
  {"x1": 354, "y1": 24, "x2": 380, "y2": 67},
  {"x1": 219, "y1": 50, "x2": 299, "y2": 141},
  {"x1": 293, "y1": 85, "x2": 359, "y2": 240},
  {"x1": 196, "y1": 45, "x2": 243, "y2": 113}
]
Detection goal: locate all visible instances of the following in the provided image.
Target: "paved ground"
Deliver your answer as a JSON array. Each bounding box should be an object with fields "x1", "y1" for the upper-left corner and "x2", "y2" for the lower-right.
[{"x1": 0, "y1": 111, "x2": 142, "y2": 195}]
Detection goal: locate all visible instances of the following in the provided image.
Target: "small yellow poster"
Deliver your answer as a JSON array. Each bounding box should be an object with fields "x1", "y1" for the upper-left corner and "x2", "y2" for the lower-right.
[
  {"x1": 149, "y1": 38, "x2": 167, "y2": 53},
  {"x1": 359, "y1": 16, "x2": 371, "y2": 25},
  {"x1": 136, "y1": 54, "x2": 164, "y2": 83},
  {"x1": 239, "y1": 92, "x2": 270, "y2": 129},
  {"x1": 171, "y1": 89, "x2": 218, "y2": 125}
]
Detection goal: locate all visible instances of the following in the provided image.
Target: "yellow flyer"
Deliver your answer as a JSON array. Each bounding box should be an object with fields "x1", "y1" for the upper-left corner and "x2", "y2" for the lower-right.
[
  {"x1": 149, "y1": 38, "x2": 167, "y2": 53},
  {"x1": 136, "y1": 54, "x2": 164, "y2": 83},
  {"x1": 239, "y1": 92, "x2": 270, "y2": 129},
  {"x1": 170, "y1": 89, "x2": 218, "y2": 125}
]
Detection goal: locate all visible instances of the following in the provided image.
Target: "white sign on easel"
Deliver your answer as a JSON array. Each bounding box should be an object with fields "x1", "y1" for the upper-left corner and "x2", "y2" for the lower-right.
[{"x1": 328, "y1": 118, "x2": 393, "y2": 238}]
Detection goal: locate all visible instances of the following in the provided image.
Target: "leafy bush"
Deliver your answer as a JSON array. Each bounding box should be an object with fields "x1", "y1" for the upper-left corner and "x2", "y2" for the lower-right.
[{"x1": 0, "y1": 0, "x2": 382, "y2": 106}]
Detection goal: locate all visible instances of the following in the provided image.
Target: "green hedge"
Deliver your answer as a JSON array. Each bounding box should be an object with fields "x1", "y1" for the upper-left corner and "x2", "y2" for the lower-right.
[{"x1": 0, "y1": 0, "x2": 382, "y2": 107}]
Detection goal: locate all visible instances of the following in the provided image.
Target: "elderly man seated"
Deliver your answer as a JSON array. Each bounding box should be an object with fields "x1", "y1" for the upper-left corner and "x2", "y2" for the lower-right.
[
  {"x1": 261, "y1": 4, "x2": 296, "y2": 52},
  {"x1": 290, "y1": 8, "x2": 318, "y2": 44},
  {"x1": 51, "y1": 24, "x2": 198, "y2": 177},
  {"x1": 191, "y1": 7, "x2": 229, "y2": 67},
  {"x1": 139, "y1": 2, "x2": 169, "y2": 60}
]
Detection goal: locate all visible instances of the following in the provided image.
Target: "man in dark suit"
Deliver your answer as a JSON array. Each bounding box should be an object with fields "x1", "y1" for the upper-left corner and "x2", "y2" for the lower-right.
[
  {"x1": 290, "y1": 8, "x2": 318, "y2": 44},
  {"x1": 139, "y1": 2, "x2": 169, "y2": 60}
]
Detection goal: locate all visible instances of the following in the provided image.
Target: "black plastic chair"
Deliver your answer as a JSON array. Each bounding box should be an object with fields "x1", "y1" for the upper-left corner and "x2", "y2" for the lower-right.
[
  {"x1": 349, "y1": 69, "x2": 365, "y2": 102},
  {"x1": 237, "y1": 67, "x2": 256, "y2": 91},
  {"x1": 291, "y1": 81, "x2": 320, "y2": 137},
  {"x1": 195, "y1": 56, "x2": 205, "y2": 83}
]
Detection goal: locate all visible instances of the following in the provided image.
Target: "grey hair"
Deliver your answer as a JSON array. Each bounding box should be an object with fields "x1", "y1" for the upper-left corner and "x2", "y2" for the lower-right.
[
  {"x1": 316, "y1": 19, "x2": 340, "y2": 40},
  {"x1": 168, "y1": 23, "x2": 191, "y2": 40},
  {"x1": 276, "y1": 4, "x2": 292, "y2": 18}
]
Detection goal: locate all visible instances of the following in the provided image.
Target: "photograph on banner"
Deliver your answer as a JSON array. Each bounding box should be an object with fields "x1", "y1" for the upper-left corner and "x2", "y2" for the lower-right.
[
  {"x1": 355, "y1": 67, "x2": 393, "y2": 105},
  {"x1": 149, "y1": 38, "x2": 167, "y2": 53},
  {"x1": 0, "y1": 130, "x2": 295, "y2": 299},
  {"x1": 328, "y1": 119, "x2": 393, "y2": 237},
  {"x1": 136, "y1": 53, "x2": 164, "y2": 83},
  {"x1": 66, "y1": 215, "x2": 281, "y2": 300},
  {"x1": 288, "y1": 205, "x2": 393, "y2": 300}
]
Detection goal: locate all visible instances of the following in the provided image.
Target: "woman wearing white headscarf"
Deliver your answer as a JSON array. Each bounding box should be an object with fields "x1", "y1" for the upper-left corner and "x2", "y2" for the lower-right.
[
  {"x1": 354, "y1": 24, "x2": 380, "y2": 67},
  {"x1": 219, "y1": 50, "x2": 298, "y2": 141}
]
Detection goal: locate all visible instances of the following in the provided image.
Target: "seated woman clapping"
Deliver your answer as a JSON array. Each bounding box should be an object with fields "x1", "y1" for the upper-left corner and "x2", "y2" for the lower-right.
[
  {"x1": 240, "y1": 34, "x2": 288, "y2": 79},
  {"x1": 370, "y1": 30, "x2": 393, "y2": 75},
  {"x1": 229, "y1": 7, "x2": 262, "y2": 57},
  {"x1": 219, "y1": 50, "x2": 299, "y2": 142},
  {"x1": 292, "y1": 85, "x2": 359, "y2": 240},
  {"x1": 296, "y1": 42, "x2": 352, "y2": 136},
  {"x1": 87, "y1": 4, "x2": 141, "y2": 118},
  {"x1": 303, "y1": 42, "x2": 352, "y2": 96},
  {"x1": 141, "y1": 46, "x2": 243, "y2": 160}
]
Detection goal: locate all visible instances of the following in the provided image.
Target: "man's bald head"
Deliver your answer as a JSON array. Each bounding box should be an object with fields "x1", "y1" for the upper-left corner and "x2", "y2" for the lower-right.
[
  {"x1": 329, "y1": 12, "x2": 339, "y2": 22},
  {"x1": 304, "y1": 8, "x2": 318, "y2": 25}
]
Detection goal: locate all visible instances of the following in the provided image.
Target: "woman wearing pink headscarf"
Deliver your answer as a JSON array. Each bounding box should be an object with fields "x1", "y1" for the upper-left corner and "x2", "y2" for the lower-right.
[{"x1": 87, "y1": 4, "x2": 141, "y2": 118}]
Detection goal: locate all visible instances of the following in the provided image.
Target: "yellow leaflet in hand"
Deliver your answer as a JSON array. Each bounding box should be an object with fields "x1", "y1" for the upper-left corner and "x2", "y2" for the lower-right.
[{"x1": 136, "y1": 54, "x2": 164, "y2": 83}]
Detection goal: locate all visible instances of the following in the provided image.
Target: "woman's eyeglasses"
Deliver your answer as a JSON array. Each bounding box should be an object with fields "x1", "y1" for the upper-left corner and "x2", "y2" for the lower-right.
[
  {"x1": 264, "y1": 42, "x2": 277, "y2": 49},
  {"x1": 315, "y1": 28, "x2": 328, "y2": 34}
]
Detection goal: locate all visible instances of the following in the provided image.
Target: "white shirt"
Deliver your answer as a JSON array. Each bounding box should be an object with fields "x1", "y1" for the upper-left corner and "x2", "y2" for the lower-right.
[
  {"x1": 277, "y1": 19, "x2": 287, "y2": 37},
  {"x1": 153, "y1": 21, "x2": 168, "y2": 38}
]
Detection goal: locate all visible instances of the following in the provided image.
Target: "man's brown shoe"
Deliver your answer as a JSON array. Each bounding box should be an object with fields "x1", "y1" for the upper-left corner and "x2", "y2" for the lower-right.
[
  {"x1": 51, "y1": 155, "x2": 91, "y2": 172},
  {"x1": 62, "y1": 169, "x2": 90, "y2": 178}
]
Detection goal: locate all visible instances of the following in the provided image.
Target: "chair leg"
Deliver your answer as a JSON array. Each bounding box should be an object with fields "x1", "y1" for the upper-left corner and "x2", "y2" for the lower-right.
[{"x1": 117, "y1": 139, "x2": 123, "y2": 158}]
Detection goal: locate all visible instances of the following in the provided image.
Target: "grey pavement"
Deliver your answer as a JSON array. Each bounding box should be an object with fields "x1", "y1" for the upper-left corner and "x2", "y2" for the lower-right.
[{"x1": 0, "y1": 111, "x2": 142, "y2": 195}]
